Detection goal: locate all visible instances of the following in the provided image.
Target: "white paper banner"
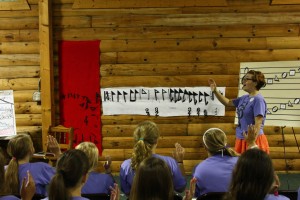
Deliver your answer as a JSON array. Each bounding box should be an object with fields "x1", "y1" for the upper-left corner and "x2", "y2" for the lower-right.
[
  {"x1": 0, "y1": 90, "x2": 16, "y2": 137},
  {"x1": 101, "y1": 87, "x2": 225, "y2": 117}
]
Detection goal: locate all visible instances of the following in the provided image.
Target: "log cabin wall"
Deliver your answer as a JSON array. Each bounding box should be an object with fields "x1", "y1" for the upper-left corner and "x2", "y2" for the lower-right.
[
  {"x1": 1, "y1": 0, "x2": 300, "y2": 173},
  {"x1": 53, "y1": 0, "x2": 300, "y2": 173},
  {"x1": 0, "y1": 0, "x2": 42, "y2": 150}
]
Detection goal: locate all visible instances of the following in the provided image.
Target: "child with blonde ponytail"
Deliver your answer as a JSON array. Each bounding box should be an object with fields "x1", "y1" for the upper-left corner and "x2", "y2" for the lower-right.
[{"x1": 120, "y1": 121, "x2": 186, "y2": 196}]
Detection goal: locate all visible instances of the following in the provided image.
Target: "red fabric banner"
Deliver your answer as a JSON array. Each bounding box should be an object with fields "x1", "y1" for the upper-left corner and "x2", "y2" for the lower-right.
[{"x1": 59, "y1": 40, "x2": 102, "y2": 154}]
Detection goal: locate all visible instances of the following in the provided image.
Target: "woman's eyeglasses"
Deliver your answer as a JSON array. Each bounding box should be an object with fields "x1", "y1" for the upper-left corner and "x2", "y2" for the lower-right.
[{"x1": 241, "y1": 77, "x2": 254, "y2": 84}]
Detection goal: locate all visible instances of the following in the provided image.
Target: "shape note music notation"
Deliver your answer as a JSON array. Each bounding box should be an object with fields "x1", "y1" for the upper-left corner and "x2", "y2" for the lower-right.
[
  {"x1": 238, "y1": 61, "x2": 300, "y2": 127},
  {"x1": 101, "y1": 87, "x2": 226, "y2": 117}
]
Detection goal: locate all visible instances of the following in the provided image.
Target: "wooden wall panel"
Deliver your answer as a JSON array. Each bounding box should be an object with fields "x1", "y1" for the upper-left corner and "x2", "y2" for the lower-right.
[
  {"x1": 271, "y1": 0, "x2": 300, "y2": 5},
  {"x1": 0, "y1": 17, "x2": 38, "y2": 30},
  {"x1": 100, "y1": 63, "x2": 240, "y2": 76},
  {"x1": 54, "y1": 24, "x2": 299, "y2": 40},
  {"x1": 0, "y1": 42, "x2": 39, "y2": 54},
  {"x1": 101, "y1": 115, "x2": 236, "y2": 125},
  {"x1": 101, "y1": 75, "x2": 239, "y2": 87},
  {"x1": 0, "y1": 5, "x2": 38, "y2": 17},
  {"x1": 53, "y1": 16, "x2": 91, "y2": 28},
  {"x1": 1, "y1": 0, "x2": 300, "y2": 174},
  {"x1": 13, "y1": 90, "x2": 37, "y2": 102},
  {"x1": 91, "y1": 13, "x2": 300, "y2": 27},
  {"x1": 0, "y1": 78, "x2": 39, "y2": 90},
  {"x1": 102, "y1": 124, "x2": 188, "y2": 137},
  {"x1": 0, "y1": 54, "x2": 39, "y2": 66},
  {"x1": 0, "y1": 66, "x2": 39, "y2": 78},
  {"x1": 15, "y1": 114, "x2": 42, "y2": 126},
  {"x1": 0, "y1": 1, "x2": 41, "y2": 152},
  {"x1": 105, "y1": 49, "x2": 300, "y2": 64},
  {"x1": 99, "y1": 38, "x2": 269, "y2": 52},
  {"x1": 14, "y1": 102, "x2": 41, "y2": 114},
  {"x1": 0, "y1": 0, "x2": 30, "y2": 11},
  {"x1": 0, "y1": 30, "x2": 39, "y2": 42},
  {"x1": 51, "y1": 0, "x2": 300, "y2": 173},
  {"x1": 72, "y1": 0, "x2": 228, "y2": 9}
]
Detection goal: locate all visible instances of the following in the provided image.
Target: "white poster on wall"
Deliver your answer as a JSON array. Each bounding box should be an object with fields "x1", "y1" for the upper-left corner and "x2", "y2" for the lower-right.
[
  {"x1": 0, "y1": 90, "x2": 16, "y2": 137},
  {"x1": 238, "y1": 61, "x2": 300, "y2": 127},
  {"x1": 101, "y1": 87, "x2": 225, "y2": 117}
]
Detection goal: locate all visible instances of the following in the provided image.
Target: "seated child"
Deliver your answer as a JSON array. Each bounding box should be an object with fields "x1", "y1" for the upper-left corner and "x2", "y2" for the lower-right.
[
  {"x1": 4, "y1": 134, "x2": 55, "y2": 196},
  {"x1": 75, "y1": 142, "x2": 115, "y2": 194}
]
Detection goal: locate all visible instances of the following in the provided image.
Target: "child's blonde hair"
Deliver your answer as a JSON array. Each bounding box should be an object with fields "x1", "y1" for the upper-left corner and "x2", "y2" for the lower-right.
[
  {"x1": 203, "y1": 128, "x2": 238, "y2": 157},
  {"x1": 131, "y1": 121, "x2": 160, "y2": 170},
  {"x1": 76, "y1": 142, "x2": 99, "y2": 170}
]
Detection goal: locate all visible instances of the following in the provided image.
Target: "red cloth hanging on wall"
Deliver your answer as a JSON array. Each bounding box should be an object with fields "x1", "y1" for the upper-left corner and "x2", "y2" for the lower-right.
[{"x1": 59, "y1": 40, "x2": 102, "y2": 154}]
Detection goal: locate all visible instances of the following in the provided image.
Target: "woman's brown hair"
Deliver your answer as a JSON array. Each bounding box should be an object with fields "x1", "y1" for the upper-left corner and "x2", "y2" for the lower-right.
[
  {"x1": 224, "y1": 148, "x2": 274, "y2": 200},
  {"x1": 246, "y1": 70, "x2": 266, "y2": 90},
  {"x1": 130, "y1": 157, "x2": 174, "y2": 200},
  {"x1": 4, "y1": 134, "x2": 34, "y2": 195},
  {"x1": 48, "y1": 149, "x2": 89, "y2": 200}
]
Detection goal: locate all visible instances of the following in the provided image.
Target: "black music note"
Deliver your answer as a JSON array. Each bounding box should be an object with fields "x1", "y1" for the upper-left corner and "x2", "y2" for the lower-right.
[
  {"x1": 145, "y1": 108, "x2": 150, "y2": 116},
  {"x1": 197, "y1": 107, "x2": 201, "y2": 117},
  {"x1": 155, "y1": 107, "x2": 159, "y2": 117},
  {"x1": 188, "y1": 107, "x2": 192, "y2": 117}
]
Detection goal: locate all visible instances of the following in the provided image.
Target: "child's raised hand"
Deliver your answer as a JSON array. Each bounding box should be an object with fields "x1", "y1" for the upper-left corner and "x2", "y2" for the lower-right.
[
  {"x1": 173, "y1": 143, "x2": 185, "y2": 163},
  {"x1": 47, "y1": 135, "x2": 61, "y2": 157},
  {"x1": 110, "y1": 183, "x2": 120, "y2": 200},
  {"x1": 104, "y1": 155, "x2": 112, "y2": 173},
  {"x1": 20, "y1": 170, "x2": 36, "y2": 200},
  {"x1": 183, "y1": 177, "x2": 197, "y2": 200}
]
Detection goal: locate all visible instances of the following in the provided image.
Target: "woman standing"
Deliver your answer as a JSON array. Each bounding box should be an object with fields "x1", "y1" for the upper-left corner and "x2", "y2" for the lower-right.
[{"x1": 208, "y1": 70, "x2": 269, "y2": 153}]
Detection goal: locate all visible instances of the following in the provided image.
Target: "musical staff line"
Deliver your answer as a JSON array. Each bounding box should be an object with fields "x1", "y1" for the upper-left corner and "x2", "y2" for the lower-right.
[{"x1": 239, "y1": 61, "x2": 300, "y2": 127}]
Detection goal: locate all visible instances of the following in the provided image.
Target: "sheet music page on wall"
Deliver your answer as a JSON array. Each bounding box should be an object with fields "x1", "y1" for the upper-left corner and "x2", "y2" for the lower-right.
[
  {"x1": 101, "y1": 87, "x2": 226, "y2": 117},
  {"x1": 0, "y1": 90, "x2": 16, "y2": 138},
  {"x1": 237, "y1": 61, "x2": 300, "y2": 127}
]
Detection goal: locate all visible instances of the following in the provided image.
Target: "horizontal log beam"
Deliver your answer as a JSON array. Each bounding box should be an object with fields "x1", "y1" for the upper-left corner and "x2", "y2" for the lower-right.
[
  {"x1": 72, "y1": 0, "x2": 228, "y2": 9},
  {"x1": 101, "y1": 115, "x2": 236, "y2": 125},
  {"x1": 102, "y1": 124, "x2": 188, "y2": 137},
  {"x1": 54, "y1": 24, "x2": 298, "y2": 40},
  {"x1": 90, "y1": 13, "x2": 300, "y2": 27},
  {"x1": 100, "y1": 49, "x2": 300, "y2": 64},
  {"x1": 0, "y1": 42, "x2": 39, "y2": 54},
  {"x1": 0, "y1": 54, "x2": 39, "y2": 66},
  {"x1": 14, "y1": 102, "x2": 41, "y2": 114},
  {"x1": 0, "y1": 78, "x2": 39, "y2": 90},
  {"x1": 100, "y1": 63, "x2": 240, "y2": 76},
  {"x1": 0, "y1": 66, "x2": 39, "y2": 78},
  {"x1": 16, "y1": 114, "x2": 42, "y2": 126},
  {"x1": 0, "y1": 17, "x2": 38, "y2": 29},
  {"x1": 101, "y1": 75, "x2": 239, "y2": 87}
]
